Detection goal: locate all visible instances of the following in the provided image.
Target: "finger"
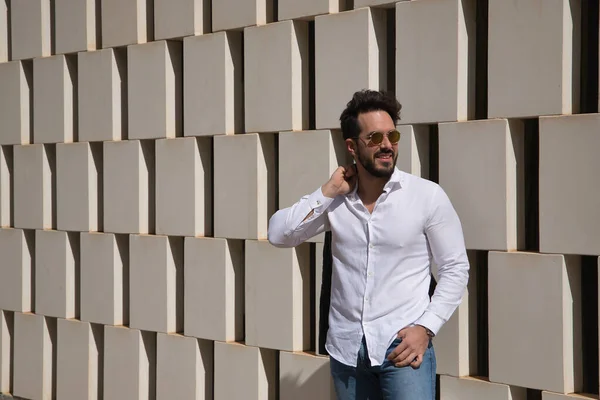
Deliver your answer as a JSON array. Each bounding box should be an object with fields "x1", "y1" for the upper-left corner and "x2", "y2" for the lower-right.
[
  {"x1": 410, "y1": 354, "x2": 423, "y2": 369},
  {"x1": 397, "y1": 328, "x2": 407, "y2": 338},
  {"x1": 386, "y1": 341, "x2": 408, "y2": 361},
  {"x1": 391, "y1": 347, "x2": 414, "y2": 366},
  {"x1": 395, "y1": 351, "x2": 417, "y2": 368}
]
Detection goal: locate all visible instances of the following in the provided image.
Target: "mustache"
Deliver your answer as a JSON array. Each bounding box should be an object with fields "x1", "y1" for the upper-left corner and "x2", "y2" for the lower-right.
[{"x1": 375, "y1": 150, "x2": 394, "y2": 157}]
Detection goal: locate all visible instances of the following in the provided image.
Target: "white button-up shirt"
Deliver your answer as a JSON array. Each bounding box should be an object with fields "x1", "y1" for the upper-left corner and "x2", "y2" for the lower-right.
[{"x1": 268, "y1": 168, "x2": 469, "y2": 367}]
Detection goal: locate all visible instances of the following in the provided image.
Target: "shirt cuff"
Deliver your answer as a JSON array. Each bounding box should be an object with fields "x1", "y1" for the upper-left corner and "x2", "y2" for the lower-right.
[
  {"x1": 414, "y1": 311, "x2": 445, "y2": 336},
  {"x1": 307, "y1": 186, "x2": 335, "y2": 211}
]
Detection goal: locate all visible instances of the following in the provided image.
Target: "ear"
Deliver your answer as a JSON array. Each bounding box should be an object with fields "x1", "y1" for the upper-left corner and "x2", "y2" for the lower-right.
[{"x1": 346, "y1": 138, "x2": 356, "y2": 159}]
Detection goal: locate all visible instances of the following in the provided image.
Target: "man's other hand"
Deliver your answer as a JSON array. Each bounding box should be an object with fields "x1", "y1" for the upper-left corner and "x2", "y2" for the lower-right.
[{"x1": 386, "y1": 326, "x2": 430, "y2": 369}]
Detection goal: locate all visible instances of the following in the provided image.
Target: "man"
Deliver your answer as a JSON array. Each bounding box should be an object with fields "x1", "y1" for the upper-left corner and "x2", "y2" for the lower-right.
[{"x1": 268, "y1": 90, "x2": 469, "y2": 399}]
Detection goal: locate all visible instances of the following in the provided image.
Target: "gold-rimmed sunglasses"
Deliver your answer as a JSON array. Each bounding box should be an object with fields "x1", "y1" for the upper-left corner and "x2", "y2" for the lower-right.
[{"x1": 356, "y1": 129, "x2": 401, "y2": 146}]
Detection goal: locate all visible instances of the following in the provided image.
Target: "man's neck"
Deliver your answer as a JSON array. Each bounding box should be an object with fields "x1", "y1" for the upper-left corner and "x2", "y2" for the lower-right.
[{"x1": 356, "y1": 170, "x2": 390, "y2": 204}]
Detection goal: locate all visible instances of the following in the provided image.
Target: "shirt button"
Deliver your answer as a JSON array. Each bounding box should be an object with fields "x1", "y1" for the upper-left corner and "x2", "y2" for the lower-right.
[
  {"x1": 369, "y1": 244, "x2": 374, "y2": 248},
  {"x1": 316, "y1": 200, "x2": 321, "y2": 205},
  {"x1": 365, "y1": 297, "x2": 370, "y2": 301},
  {"x1": 368, "y1": 271, "x2": 373, "y2": 277}
]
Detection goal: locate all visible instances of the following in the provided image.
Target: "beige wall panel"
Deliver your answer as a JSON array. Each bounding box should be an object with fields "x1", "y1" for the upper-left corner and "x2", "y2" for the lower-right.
[
  {"x1": 439, "y1": 119, "x2": 525, "y2": 251},
  {"x1": 54, "y1": 0, "x2": 98, "y2": 54},
  {"x1": 35, "y1": 230, "x2": 79, "y2": 319},
  {"x1": 184, "y1": 31, "x2": 243, "y2": 136},
  {"x1": 315, "y1": 8, "x2": 386, "y2": 129},
  {"x1": 130, "y1": 234, "x2": 183, "y2": 333},
  {"x1": 488, "y1": 0, "x2": 581, "y2": 118},
  {"x1": 245, "y1": 240, "x2": 310, "y2": 352},
  {"x1": 440, "y1": 376, "x2": 527, "y2": 400},
  {"x1": 13, "y1": 313, "x2": 55, "y2": 400},
  {"x1": 396, "y1": 0, "x2": 476, "y2": 124},
  {"x1": 78, "y1": 48, "x2": 126, "y2": 142},
  {"x1": 156, "y1": 333, "x2": 213, "y2": 400},
  {"x1": 184, "y1": 237, "x2": 244, "y2": 342},
  {"x1": 156, "y1": 137, "x2": 212, "y2": 237},
  {"x1": 13, "y1": 144, "x2": 53, "y2": 230},
  {"x1": 80, "y1": 232, "x2": 128, "y2": 326},
  {"x1": 245, "y1": 20, "x2": 308, "y2": 133},
  {"x1": 488, "y1": 252, "x2": 582, "y2": 393},
  {"x1": 539, "y1": 114, "x2": 600, "y2": 256},
  {"x1": 214, "y1": 342, "x2": 276, "y2": 400},
  {"x1": 0, "y1": 61, "x2": 31, "y2": 145},
  {"x1": 213, "y1": 133, "x2": 275, "y2": 240},
  {"x1": 0, "y1": 229, "x2": 33, "y2": 313}
]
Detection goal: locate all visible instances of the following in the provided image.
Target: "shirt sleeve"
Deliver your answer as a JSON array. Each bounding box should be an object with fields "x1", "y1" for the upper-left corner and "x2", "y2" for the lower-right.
[
  {"x1": 414, "y1": 184, "x2": 470, "y2": 335},
  {"x1": 267, "y1": 186, "x2": 335, "y2": 248}
]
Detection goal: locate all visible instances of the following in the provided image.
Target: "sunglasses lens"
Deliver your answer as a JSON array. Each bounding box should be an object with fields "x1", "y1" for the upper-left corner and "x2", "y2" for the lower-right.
[
  {"x1": 389, "y1": 130, "x2": 400, "y2": 143},
  {"x1": 371, "y1": 132, "x2": 384, "y2": 144}
]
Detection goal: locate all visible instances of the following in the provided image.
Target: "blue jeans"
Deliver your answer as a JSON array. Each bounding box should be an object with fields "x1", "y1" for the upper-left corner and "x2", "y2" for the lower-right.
[{"x1": 330, "y1": 336, "x2": 436, "y2": 400}]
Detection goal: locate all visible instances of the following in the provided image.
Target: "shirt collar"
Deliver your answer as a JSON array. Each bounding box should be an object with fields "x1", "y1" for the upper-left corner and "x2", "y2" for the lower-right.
[{"x1": 347, "y1": 167, "x2": 404, "y2": 199}]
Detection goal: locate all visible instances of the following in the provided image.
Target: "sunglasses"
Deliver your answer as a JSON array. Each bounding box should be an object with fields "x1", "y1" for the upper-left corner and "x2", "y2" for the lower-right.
[{"x1": 356, "y1": 130, "x2": 401, "y2": 146}]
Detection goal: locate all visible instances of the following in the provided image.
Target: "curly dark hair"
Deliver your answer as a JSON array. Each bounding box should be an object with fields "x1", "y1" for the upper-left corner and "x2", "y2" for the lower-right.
[{"x1": 339, "y1": 90, "x2": 402, "y2": 140}]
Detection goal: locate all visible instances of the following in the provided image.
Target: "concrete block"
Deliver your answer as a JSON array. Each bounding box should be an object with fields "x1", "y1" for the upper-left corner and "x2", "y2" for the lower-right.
[
  {"x1": 213, "y1": 0, "x2": 273, "y2": 31},
  {"x1": 56, "y1": 319, "x2": 102, "y2": 400},
  {"x1": 396, "y1": 125, "x2": 429, "y2": 178},
  {"x1": 440, "y1": 376, "x2": 527, "y2": 400},
  {"x1": 33, "y1": 55, "x2": 77, "y2": 144},
  {"x1": 439, "y1": 119, "x2": 525, "y2": 251},
  {"x1": 0, "y1": 146, "x2": 10, "y2": 227},
  {"x1": 183, "y1": 31, "x2": 243, "y2": 136},
  {"x1": 54, "y1": 0, "x2": 98, "y2": 54},
  {"x1": 0, "y1": 61, "x2": 32, "y2": 145},
  {"x1": 488, "y1": 0, "x2": 581, "y2": 118},
  {"x1": 278, "y1": 0, "x2": 344, "y2": 21},
  {"x1": 488, "y1": 252, "x2": 582, "y2": 393},
  {"x1": 433, "y1": 251, "x2": 477, "y2": 377},
  {"x1": 13, "y1": 313, "x2": 55, "y2": 400},
  {"x1": 35, "y1": 230, "x2": 79, "y2": 319},
  {"x1": 130, "y1": 234, "x2": 183, "y2": 333},
  {"x1": 396, "y1": 0, "x2": 476, "y2": 124},
  {"x1": 156, "y1": 137, "x2": 212, "y2": 236},
  {"x1": 101, "y1": 0, "x2": 152, "y2": 48},
  {"x1": 0, "y1": 0, "x2": 6, "y2": 62},
  {"x1": 315, "y1": 8, "x2": 386, "y2": 129},
  {"x1": 542, "y1": 393, "x2": 599, "y2": 400},
  {"x1": 57, "y1": 142, "x2": 101, "y2": 232},
  {"x1": 214, "y1": 134, "x2": 275, "y2": 240},
  {"x1": 0, "y1": 229, "x2": 33, "y2": 312},
  {"x1": 13, "y1": 144, "x2": 54, "y2": 230},
  {"x1": 128, "y1": 40, "x2": 182, "y2": 140},
  {"x1": 245, "y1": 20, "x2": 308, "y2": 133},
  {"x1": 155, "y1": 0, "x2": 209, "y2": 40},
  {"x1": 0, "y1": 311, "x2": 12, "y2": 394},
  {"x1": 80, "y1": 232, "x2": 128, "y2": 326},
  {"x1": 10, "y1": 0, "x2": 51, "y2": 60},
  {"x1": 103, "y1": 326, "x2": 156, "y2": 400},
  {"x1": 156, "y1": 333, "x2": 213, "y2": 400},
  {"x1": 280, "y1": 352, "x2": 335, "y2": 400},
  {"x1": 355, "y1": 0, "x2": 401, "y2": 7},
  {"x1": 103, "y1": 140, "x2": 153, "y2": 234},
  {"x1": 539, "y1": 114, "x2": 600, "y2": 255},
  {"x1": 278, "y1": 130, "x2": 347, "y2": 242},
  {"x1": 214, "y1": 342, "x2": 276, "y2": 400},
  {"x1": 245, "y1": 240, "x2": 310, "y2": 351},
  {"x1": 184, "y1": 238, "x2": 244, "y2": 342},
  {"x1": 78, "y1": 48, "x2": 126, "y2": 142}
]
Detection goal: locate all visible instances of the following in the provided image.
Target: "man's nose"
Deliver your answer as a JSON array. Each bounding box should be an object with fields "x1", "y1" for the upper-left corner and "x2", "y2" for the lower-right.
[{"x1": 380, "y1": 135, "x2": 393, "y2": 149}]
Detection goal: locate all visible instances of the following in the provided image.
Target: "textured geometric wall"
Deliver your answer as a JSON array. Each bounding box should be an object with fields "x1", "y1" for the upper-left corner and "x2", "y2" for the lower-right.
[{"x1": 0, "y1": 0, "x2": 598, "y2": 399}]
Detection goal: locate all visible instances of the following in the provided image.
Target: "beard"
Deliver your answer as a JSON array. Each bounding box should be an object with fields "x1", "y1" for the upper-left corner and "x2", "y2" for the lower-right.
[{"x1": 356, "y1": 146, "x2": 397, "y2": 178}]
